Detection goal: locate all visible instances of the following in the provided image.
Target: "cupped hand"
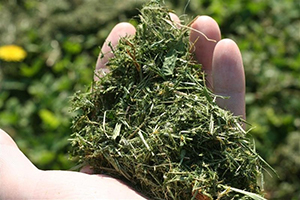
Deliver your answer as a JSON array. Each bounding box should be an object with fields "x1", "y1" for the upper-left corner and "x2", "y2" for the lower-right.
[
  {"x1": 96, "y1": 15, "x2": 245, "y2": 119},
  {"x1": 0, "y1": 14, "x2": 245, "y2": 199}
]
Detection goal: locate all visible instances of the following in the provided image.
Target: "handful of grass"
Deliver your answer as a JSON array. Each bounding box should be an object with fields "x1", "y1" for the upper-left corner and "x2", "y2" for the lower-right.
[{"x1": 70, "y1": 1, "x2": 266, "y2": 199}]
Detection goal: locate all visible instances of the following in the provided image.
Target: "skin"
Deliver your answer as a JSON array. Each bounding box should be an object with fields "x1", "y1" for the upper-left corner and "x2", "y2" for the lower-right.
[{"x1": 0, "y1": 14, "x2": 245, "y2": 199}]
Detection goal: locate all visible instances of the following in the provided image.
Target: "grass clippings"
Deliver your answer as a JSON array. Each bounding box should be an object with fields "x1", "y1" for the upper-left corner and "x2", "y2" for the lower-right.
[{"x1": 70, "y1": 1, "x2": 267, "y2": 199}]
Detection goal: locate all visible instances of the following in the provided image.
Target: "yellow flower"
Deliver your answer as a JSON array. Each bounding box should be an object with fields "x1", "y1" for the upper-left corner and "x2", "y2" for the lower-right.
[{"x1": 0, "y1": 45, "x2": 27, "y2": 62}]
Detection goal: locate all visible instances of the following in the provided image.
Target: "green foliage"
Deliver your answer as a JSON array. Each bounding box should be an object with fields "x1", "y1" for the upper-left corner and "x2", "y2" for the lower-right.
[{"x1": 0, "y1": 0, "x2": 299, "y2": 199}]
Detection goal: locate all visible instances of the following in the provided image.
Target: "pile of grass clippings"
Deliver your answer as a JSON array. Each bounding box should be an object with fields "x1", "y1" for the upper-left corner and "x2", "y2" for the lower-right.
[{"x1": 70, "y1": 1, "x2": 267, "y2": 199}]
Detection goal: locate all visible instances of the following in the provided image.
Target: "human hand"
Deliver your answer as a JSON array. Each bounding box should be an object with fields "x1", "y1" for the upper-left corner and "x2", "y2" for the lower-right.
[
  {"x1": 0, "y1": 128, "x2": 146, "y2": 199},
  {"x1": 0, "y1": 14, "x2": 245, "y2": 199},
  {"x1": 96, "y1": 14, "x2": 245, "y2": 119}
]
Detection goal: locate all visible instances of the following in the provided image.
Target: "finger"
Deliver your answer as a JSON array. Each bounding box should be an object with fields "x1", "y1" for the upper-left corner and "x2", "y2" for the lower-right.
[
  {"x1": 190, "y1": 16, "x2": 221, "y2": 89},
  {"x1": 0, "y1": 129, "x2": 38, "y2": 171},
  {"x1": 95, "y1": 22, "x2": 136, "y2": 80},
  {"x1": 212, "y1": 39, "x2": 245, "y2": 119},
  {"x1": 0, "y1": 128, "x2": 18, "y2": 147},
  {"x1": 0, "y1": 130, "x2": 39, "y2": 199}
]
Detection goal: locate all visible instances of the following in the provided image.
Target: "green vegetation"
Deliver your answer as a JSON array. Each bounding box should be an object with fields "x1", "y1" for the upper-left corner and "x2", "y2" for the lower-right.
[
  {"x1": 70, "y1": 2, "x2": 264, "y2": 199},
  {"x1": 0, "y1": 0, "x2": 299, "y2": 199}
]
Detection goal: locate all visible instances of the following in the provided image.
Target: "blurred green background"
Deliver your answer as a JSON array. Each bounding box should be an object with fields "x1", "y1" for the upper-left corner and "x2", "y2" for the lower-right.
[{"x1": 0, "y1": 0, "x2": 299, "y2": 199}]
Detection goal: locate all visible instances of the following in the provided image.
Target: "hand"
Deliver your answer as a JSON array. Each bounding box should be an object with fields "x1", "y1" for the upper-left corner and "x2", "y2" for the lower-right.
[
  {"x1": 0, "y1": 128, "x2": 146, "y2": 199},
  {"x1": 0, "y1": 14, "x2": 245, "y2": 199},
  {"x1": 96, "y1": 14, "x2": 245, "y2": 119}
]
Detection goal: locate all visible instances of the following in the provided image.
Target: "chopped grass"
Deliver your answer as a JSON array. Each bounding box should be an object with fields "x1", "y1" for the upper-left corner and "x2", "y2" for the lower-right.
[{"x1": 70, "y1": 1, "x2": 267, "y2": 199}]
